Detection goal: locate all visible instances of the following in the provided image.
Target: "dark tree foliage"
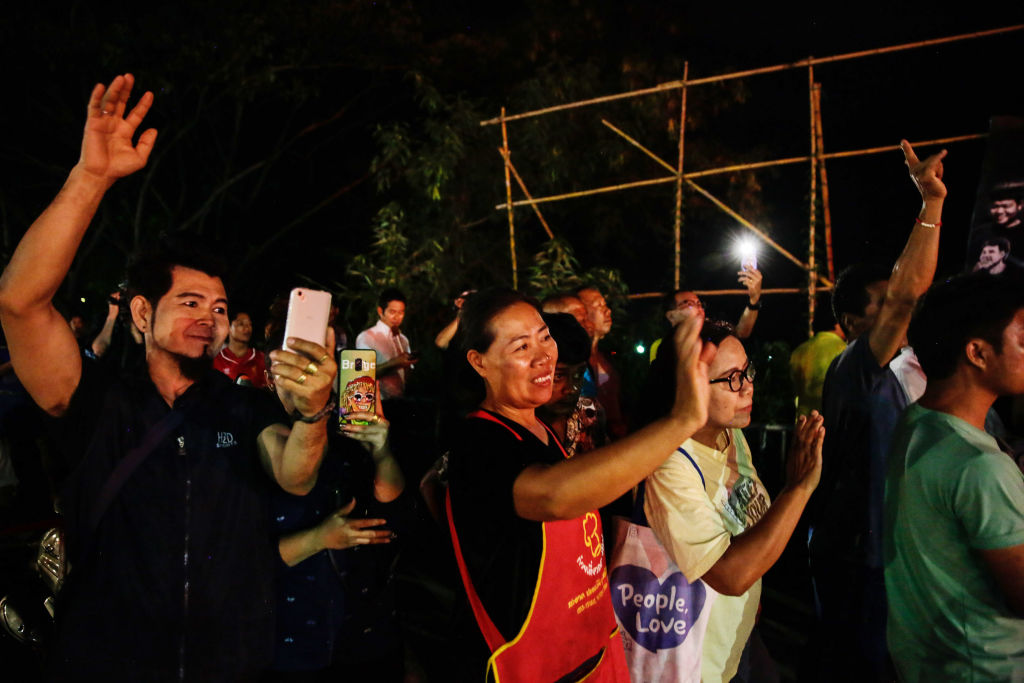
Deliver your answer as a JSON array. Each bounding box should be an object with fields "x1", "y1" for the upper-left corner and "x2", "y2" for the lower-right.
[{"x1": 2, "y1": 0, "x2": 1022, "y2": 356}]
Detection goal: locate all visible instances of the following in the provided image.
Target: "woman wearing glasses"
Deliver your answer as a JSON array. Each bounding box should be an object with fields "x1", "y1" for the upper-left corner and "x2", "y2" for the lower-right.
[{"x1": 641, "y1": 320, "x2": 824, "y2": 682}]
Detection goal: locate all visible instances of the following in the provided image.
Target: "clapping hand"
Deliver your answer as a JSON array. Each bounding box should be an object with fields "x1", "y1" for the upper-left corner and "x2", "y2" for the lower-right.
[{"x1": 787, "y1": 411, "x2": 825, "y2": 494}]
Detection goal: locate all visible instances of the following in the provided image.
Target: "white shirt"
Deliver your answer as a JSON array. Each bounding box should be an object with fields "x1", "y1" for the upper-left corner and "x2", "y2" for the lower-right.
[
  {"x1": 355, "y1": 318, "x2": 410, "y2": 399},
  {"x1": 889, "y1": 345, "x2": 926, "y2": 404}
]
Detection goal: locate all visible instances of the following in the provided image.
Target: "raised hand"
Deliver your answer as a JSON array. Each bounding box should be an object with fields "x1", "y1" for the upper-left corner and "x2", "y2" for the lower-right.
[
  {"x1": 669, "y1": 306, "x2": 716, "y2": 429},
  {"x1": 787, "y1": 411, "x2": 824, "y2": 493},
  {"x1": 900, "y1": 139, "x2": 947, "y2": 202},
  {"x1": 738, "y1": 267, "x2": 763, "y2": 305},
  {"x1": 268, "y1": 328, "x2": 338, "y2": 418},
  {"x1": 317, "y1": 499, "x2": 391, "y2": 549},
  {"x1": 78, "y1": 74, "x2": 157, "y2": 185}
]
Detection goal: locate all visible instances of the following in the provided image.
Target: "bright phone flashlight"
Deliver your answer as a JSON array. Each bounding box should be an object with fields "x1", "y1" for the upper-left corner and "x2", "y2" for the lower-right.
[{"x1": 736, "y1": 238, "x2": 758, "y2": 271}]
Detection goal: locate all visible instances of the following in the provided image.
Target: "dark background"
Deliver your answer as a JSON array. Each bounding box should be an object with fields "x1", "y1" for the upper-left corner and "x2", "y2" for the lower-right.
[{"x1": 1, "y1": 1, "x2": 1022, "y2": 357}]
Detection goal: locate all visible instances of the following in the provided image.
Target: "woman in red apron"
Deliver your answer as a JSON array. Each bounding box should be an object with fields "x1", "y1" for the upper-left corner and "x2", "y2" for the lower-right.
[{"x1": 446, "y1": 289, "x2": 715, "y2": 681}]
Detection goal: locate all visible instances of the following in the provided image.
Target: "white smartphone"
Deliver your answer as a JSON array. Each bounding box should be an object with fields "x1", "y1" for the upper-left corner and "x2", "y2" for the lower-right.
[{"x1": 283, "y1": 288, "x2": 332, "y2": 353}]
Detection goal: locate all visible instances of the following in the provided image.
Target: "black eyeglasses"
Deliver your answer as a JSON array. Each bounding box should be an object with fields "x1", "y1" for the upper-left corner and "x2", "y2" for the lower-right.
[{"x1": 709, "y1": 361, "x2": 756, "y2": 392}]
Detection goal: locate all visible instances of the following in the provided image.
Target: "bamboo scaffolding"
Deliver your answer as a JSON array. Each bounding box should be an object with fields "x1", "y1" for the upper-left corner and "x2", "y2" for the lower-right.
[
  {"x1": 494, "y1": 133, "x2": 987, "y2": 209},
  {"x1": 807, "y1": 64, "x2": 818, "y2": 337},
  {"x1": 813, "y1": 85, "x2": 836, "y2": 281},
  {"x1": 500, "y1": 109, "x2": 518, "y2": 289},
  {"x1": 479, "y1": 25, "x2": 1023, "y2": 126},
  {"x1": 601, "y1": 120, "x2": 676, "y2": 173},
  {"x1": 685, "y1": 177, "x2": 833, "y2": 288},
  {"x1": 596, "y1": 117, "x2": 833, "y2": 288},
  {"x1": 673, "y1": 63, "x2": 689, "y2": 290},
  {"x1": 497, "y1": 147, "x2": 555, "y2": 240},
  {"x1": 628, "y1": 287, "x2": 812, "y2": 300}
]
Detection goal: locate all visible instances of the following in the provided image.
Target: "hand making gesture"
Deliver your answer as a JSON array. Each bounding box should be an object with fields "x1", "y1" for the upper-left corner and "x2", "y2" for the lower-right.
[
  {"x1": 900, "y1": 139, "x2": 947, "y2": 203},
  {"x1": 316, "y1": 499, "x2": 392, "y2": 549},
  {"x1": 77, "y1": 73, "x2": 157, "y2": 186}
]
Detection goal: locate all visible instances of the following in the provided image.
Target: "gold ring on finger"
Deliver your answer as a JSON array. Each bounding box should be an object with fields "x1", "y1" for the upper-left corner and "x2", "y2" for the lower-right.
[
  {"x1": 318, "y1": 354, "x2": 330, "y2": 364},
  {"x1": 304, "y1": 362, "x2": 318, "y2": 375},
  {"x1": 296, "y1": 373, "x2": 307, "y2": 385}
]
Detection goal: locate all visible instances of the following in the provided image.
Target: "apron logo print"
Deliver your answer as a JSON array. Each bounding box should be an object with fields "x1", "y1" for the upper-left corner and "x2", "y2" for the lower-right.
[
  {"x1": 583, "y1": 512, "x2": 603, "y2": 558},
  {"x1": 216, "y1": 431, "x2": 237, "y2": 448}
]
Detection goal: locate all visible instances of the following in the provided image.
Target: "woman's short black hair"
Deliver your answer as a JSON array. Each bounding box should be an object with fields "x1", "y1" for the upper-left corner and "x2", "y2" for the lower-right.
[
  {"x1": 452, "y1": 288, "x2": 542, "y2": 407},
  {"x1": 640, "y1": 319, "x2": 736, "y2": 426}
]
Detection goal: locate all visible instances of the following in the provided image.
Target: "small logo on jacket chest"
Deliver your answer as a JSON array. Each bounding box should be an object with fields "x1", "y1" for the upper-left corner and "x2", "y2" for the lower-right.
[{"x1": 216, "y1": 432, "x2": 237, "y2": 448}]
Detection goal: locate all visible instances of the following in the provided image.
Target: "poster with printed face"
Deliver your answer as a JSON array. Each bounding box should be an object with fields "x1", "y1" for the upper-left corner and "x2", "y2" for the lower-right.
[{"x1": 967, "y1": 116, "x2": 1024, "y2": 277}]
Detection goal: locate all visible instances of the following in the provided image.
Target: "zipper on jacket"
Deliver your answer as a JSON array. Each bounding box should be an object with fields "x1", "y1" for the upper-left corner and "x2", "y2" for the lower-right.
[{"x1": 177, "y1": 434, "x2": 190, "y2": 682}]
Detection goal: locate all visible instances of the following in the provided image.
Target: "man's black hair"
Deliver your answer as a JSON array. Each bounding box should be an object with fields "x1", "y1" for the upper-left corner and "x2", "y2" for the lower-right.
[
  {"x1": 125, "y1": 232, "x2": 228, "y2": 308},
  {"x1": 982, "y1": 236, "x2": 1011, "y2": 252},
  {"x1": 831, "y1": 263, "x2": 891, "y2": 335},
  {"x1": 990, "y1": 182, "x2": 1024, "y2": 203},
  {"x1": 378, "y1": 288, "x2": 406, "y2": 310},
  {"x1": 909, "y1": 271, "x2": 1024, "y2": 381},
  {"x1": 542, "y1": 313, "x2": 591, "y2": 366}
]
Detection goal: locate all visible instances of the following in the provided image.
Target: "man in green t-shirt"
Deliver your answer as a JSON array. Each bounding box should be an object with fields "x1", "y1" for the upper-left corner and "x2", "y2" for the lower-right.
[{"x1": 884, "y1": 272, "x2": 1024, "y2": 681}]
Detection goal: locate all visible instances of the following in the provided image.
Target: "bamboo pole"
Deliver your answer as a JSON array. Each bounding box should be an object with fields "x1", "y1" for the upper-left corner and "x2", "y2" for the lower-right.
[
  {"x1": 497, "y1": 147, "x2": 555, "y2": 240},
  {"x1": 807, "y1": 64, "x2": 818, "y2": 338},
  {"x1": 673, "y1": 63, "x2": 689, "y2": 290},
  {"x1": 495, "y1": 133, "x2": 986, "y2": 209},
  {"x1": 479, "y1": 25, "x2": 1023, "y2": 126},
  {"x1": 821, "y1": 134, "x2": 986, "y2": 159},
  {"x1": 601, "y1": 120, "x2": 676, "y2": 172},
  {"x1": 813, "y1": 85, "x2": 836, "y2": 281},
  {"x1": 628, "y1": 287, "x2": 813, "y2": 300},
  {"x1": 500, "y1": 108, "x2": 518, "y2": 289},
  {"x1": 495, "y1": 176, "x2": 678, "y2": 209}
]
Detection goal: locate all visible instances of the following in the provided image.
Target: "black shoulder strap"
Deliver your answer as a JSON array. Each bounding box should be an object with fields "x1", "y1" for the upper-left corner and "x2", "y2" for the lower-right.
[
  {"x1": 86, "y1": 409, "x2": 187, "y2": 539},
  {"x1": 86, "y1": 378, "x2": 231, "y2": 540}
]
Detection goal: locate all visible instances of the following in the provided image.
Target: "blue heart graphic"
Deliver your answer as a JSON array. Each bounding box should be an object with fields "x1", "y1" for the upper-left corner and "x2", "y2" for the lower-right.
[{"x1": 609, "y1": 565, "x2": 705, "y2": 652}]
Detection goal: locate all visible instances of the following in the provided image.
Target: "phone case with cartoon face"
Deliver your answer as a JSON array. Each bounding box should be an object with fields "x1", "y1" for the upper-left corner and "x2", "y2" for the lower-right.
[{"x1": 338, "y1": 349, "x2": 377, "y2": 426}]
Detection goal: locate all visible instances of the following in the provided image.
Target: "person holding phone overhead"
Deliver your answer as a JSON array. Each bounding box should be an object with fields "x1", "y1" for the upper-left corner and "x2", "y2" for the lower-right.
[
  {"x1": 446, "y1": 288, "x2": 716, "y2": 681},
  {"x1": 0, "y1": 74, "x2": 338, "y2": 680}
]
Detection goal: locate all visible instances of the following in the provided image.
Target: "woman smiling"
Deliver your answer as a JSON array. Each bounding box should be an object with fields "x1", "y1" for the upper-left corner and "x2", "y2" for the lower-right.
[{"x1": 446, "y1": 289, "x2": 715, "y2": 682}]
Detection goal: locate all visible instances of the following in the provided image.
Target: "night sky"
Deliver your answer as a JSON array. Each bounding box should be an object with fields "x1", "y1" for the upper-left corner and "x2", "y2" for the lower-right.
[{"x1": 2, "y1": 2, "x2": 1022, "y2": 350}]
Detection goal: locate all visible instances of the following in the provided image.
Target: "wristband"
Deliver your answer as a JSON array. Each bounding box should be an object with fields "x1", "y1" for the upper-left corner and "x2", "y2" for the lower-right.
[
  {"x1": 915, "y1": 216, "x2": 941, "y2": 228},
  {"x1": 746, "y1": 301, "x2": 761, "y2": 311},
  {"x1": 293, "y1": 398, "x2": 337, "y2": 424}
]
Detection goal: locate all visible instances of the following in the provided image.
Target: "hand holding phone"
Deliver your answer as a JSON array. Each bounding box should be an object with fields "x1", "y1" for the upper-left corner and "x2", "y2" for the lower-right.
[{"x1": 283, "y1": 288, "x2": 331, "y2": 352}]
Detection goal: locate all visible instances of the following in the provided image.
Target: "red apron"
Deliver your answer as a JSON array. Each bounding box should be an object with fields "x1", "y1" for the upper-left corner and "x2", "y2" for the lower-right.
[{"x1": 446, "y1": 410, "x2": 629, "y2": 682}]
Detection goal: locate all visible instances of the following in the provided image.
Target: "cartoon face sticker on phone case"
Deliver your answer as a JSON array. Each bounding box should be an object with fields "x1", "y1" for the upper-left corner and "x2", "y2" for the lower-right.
[{"x1": 341, "y1": 375, "x2": 375, "y2": 418}]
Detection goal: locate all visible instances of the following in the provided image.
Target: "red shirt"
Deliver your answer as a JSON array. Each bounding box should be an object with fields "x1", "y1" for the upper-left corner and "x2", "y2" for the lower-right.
[{"x1": 214, "y1": 347, "x2": 268, "y2": 388}]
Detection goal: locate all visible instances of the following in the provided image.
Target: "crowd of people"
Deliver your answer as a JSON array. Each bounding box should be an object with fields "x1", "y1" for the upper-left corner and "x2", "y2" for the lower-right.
[{"x1": 0, "y1": 73, "x2": 1021, "y2": 683}]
